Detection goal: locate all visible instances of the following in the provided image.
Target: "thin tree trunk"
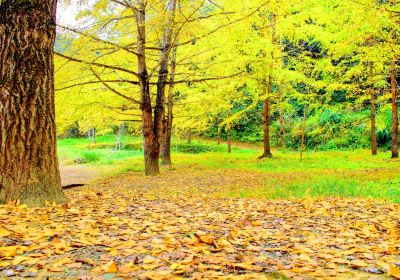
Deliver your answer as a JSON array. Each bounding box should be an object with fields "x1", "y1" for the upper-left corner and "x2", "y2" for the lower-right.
[
  {"x1": 391, "y1": 57, "x2": 399, "y2": 158},
  {"x1": 227, "y1": 127, "x2": 232, "y2": 153},
  {"x1": 217, "y1": 115, "x2": 222, "y2": 145},
  {"x1": 0, "y1": 0, "x2": 65, "y2": 206},
  {"x1": 161, "y1": 43, "x2": 177, "y2": 166},
  {"x1": 279, "y1": 89, "x2": 285, "y2": 148},
  {"x1": 260, "y1": 14, "x2": 276, "y2": 159},
  {"x1": 136, "y1": 1, "x2": 159, "y2": 175},
  {"x1": 136, "y1": 0, "x2": 177, "y2": 175},
  {"x1": 261, "y1": 78, "x2": 273, "y2": 158},
  {"x1": 155, "y1": 0, "x2": 177, "y2": 166},
  {"x1": 370, "y1": 62, "x2": 377, "y2": 155},
  {"x1": 187, "y1": 129, "x2": 192, "y2": 144},
  {"x1": 300, "y1": 104, "x2": 307, "y2": 162}
]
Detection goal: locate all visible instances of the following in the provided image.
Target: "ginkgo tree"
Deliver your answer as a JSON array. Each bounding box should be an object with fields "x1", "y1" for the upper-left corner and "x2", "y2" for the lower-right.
[{"x1": 0, "y1": 0, "x2": 66, "y2": 206}]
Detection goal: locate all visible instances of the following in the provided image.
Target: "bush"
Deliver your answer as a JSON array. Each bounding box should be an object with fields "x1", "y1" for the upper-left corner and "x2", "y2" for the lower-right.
[
  {"x1": 82, "y1": 151, "x2": 100, "y2": 163},
  {"x1": 173, "y1": 142, "x2": 222, "y2": 154},
  {"x1": 87, "y1": 142, "x2": 143, "y2": 151}
]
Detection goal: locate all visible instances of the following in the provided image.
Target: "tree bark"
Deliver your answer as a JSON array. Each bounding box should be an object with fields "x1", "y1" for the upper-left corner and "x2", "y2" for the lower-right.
[
  {"x1": 300, "y1": 104, "x2": 307, "y2": 162},
  {"x1": 135, "y1": 1, "x2": 159, "y2": 175},
  {"x1": 279, "y1": 89, "x2": 285, "y2": 148},
  {"x1": 136, "y1": 0, "x2": 177, "y2": 175},
  {"x1": 227, "y1": 127, "x2": 232, "y2": 153},
  {"x1": 217, "y1": 115, "x2": 222, "y2": 145},
  {"x1": 161, "y1": 43, "x2": 177, "y2": 166},
  {"x1": 155, "y1": 0, "x2": 177, "y2": 167},
  {"x1": 187, "y1": 129, "x2": 192, "y2": 144},
  {"x1": 0, "y1": 0, "x2": 65, "y2": 206},
  {"x1": 370, "y1": 62, "x2": 377, "y2": 155},
  {"x1": 391, "y1": 57, "x2": 399, "y2": 159},
  {"x1": 260, "y1": 14, "x2": 275, "y2": 159},
  {"x1": 261, "y1": 78, "x2": 273, "y2": 158}
]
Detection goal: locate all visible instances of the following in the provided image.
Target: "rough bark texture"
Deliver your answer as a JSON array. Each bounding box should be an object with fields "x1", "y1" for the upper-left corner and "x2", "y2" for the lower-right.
[
  {"x1": 161, "y1": 44, "x2": 177, "y2": 166},
  {"x1": 391, "y1": 57, "x2": 399, "y2": 159},
  {"x1": 0, "y1": 0, "x2": 65, "y2": 206},
  {"x1": 370, "y1": 63, "x2": 377, "y2": 155}
]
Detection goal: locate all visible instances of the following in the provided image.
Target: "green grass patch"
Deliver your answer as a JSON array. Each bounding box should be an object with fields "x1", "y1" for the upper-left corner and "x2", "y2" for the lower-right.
[{"x1": 57, "y1": 135, "x2": 400, "y2": 202}]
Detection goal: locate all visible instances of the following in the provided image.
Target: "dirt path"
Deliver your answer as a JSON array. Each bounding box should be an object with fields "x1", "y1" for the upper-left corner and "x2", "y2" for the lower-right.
[
  {"x1": 0, "y1": 168, "x2": 398, "y2": 279},
  {"x1": 59, "y1": 165, "x2": 109, "y2": 187}
]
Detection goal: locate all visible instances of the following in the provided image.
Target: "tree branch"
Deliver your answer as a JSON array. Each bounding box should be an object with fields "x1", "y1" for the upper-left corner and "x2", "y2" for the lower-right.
[{"x1": 55, "y1": 52, "x2": 139, "y2": 77}]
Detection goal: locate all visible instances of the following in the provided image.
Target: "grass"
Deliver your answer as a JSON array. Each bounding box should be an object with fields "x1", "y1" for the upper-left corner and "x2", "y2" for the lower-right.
[{"x1": 57, "y1": 135, "x2": 400, "y2": 202}]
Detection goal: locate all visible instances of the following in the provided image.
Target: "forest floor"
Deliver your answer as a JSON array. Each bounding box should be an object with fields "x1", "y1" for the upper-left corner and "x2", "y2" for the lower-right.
[
  {"x1": 2, "y1": 137, "x2": 400, "y2": 279},
  {"x1": 1, "y1": 167, "x2": 400, "y2": 279}
]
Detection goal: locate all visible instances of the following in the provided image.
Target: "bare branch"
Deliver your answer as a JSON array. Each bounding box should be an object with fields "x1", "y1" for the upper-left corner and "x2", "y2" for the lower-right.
[
  {"x1": 58, "y1": 24, "x2": 138, "y2": 56},
  {"x1": 56, "y1": 79, "x2": 139, "y2": 91},
  {"x1": 55, "y1": 52, "x2": 139, "y2": 77},
  {"x1": 90, "y1": 67, "x2": 141, "y2": 104}
]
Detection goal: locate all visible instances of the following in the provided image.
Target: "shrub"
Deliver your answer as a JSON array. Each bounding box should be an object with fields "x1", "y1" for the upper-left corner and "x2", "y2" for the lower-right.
[{"x1": 81, "y1": 151, "x2": 101, "y2": 163}]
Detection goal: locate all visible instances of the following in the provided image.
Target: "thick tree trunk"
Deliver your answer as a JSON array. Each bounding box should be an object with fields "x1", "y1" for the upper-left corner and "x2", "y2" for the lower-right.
[
  {"x1": 0, "y1": 0, "x2": 65, "y2": 206},
  {"x1": 279, "y1": 90, "x2": 285, "y2": 148},
  {"x1": 261, "y1": 78, "x2": 273, "y2": 158},
  {"x1": 227, "y1": 127, "x2": 232, "y2": 153},
  {"x1": 161, "y1": 44, "x2": 177, "y2": 166},
  {"x1": 300, "y1": 104, "x2": 307, "y2": 162},
  {"x1": 370, "y1": 63, "x2": 377, "y2": 155},
  {"x1": 391, "y1": 57, "x2": 399, "y2": 159}
]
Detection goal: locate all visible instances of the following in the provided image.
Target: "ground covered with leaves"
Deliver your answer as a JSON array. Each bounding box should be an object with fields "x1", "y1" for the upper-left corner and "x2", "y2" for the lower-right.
[{"x1": 1, "y1": 168, "x2": 400, "y2": 279}]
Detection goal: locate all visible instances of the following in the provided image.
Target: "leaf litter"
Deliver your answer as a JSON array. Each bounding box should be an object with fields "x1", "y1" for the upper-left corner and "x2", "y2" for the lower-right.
[{"x1": 0, "y1": 168, "x2": 400, "y2": 279}]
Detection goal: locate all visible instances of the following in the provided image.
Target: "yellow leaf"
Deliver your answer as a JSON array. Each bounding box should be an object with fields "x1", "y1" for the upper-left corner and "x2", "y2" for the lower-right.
[
  {"x1": 0, "y1": 246, "x2": 17, "y2": 257},
  {"x1": 0, "y1": 227, "x2": 11, "y2": 237},
  {"x1": 12, "y1": 256, "x2": 32, "y2": 265},
  {"x1": 390, "y1": 264, "x2": 400, "y2": 279},
  {"x1": 143, "y1": 256, "x2": 157, "y2": 264},
  {"x1": 196, "y1": 234, "x2": 215, "y2": 245},
  {"x1": 104, "y1": 261, "x2": 118, "y2": 273}
]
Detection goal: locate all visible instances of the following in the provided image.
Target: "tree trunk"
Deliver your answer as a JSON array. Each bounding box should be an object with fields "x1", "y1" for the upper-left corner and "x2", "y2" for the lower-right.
[
  {"x1": 93, "y1": 127, "x2": 96, "y2": 144},
  {"x1": 261, "y1": 78, "x2": 273, "y2": 158},
  {"x1": 300, "y1": 104, "x2": 307, "y2": 162},
  {"x1": 154, "y1": 0, "x2": 177, "y2": 164},
  {"x1": 135, "y1": 1, "x2": 160, "y2": 176},
  {"x1": 217, "y1": 115, "x2": 222, "y2": 145},
  {"x1": 161, "y1": 43, "x2": 177, "y2": 166},
  {"x1": 279, "y1": 90, "x2": 285, "y2": 148},
  {"x1": 370, "y1": 62, "x2": 377, "y2": 155},
  {"x1": 260, "y1": 14, "x2": 276, "y2": 159},
  {"x1": 136, "y1": 0, "x2": 176, "y2": 175},
  {"x1": 227, "y1": 127, "x2": 232, "y2": 153},
  {"x1": 391, "y1": 57, "x2": 399, "y2": 159},
  {"x1": 0, "y1": 0, "x2": 65, "y2": 206},
  {"x1": 187, "y1": 129, "x2": 192, "y2": 144}
]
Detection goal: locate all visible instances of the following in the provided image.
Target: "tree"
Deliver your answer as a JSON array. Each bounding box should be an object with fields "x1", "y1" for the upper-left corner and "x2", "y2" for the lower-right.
[
  {"x1": 55, "y1": 0, "x2": 244, "y2": 174},
  {"x1": 0, "y1": 0, "x2": 65, "y2": 206},
  {"x1": 391, "y1": 57, "x2": 398, "y2": 158}
]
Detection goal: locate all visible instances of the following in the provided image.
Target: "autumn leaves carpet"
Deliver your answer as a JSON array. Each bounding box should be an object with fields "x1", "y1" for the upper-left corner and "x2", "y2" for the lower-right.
[{"x1": 1, "y1": 168, "x2": 400, "y2": 279}]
